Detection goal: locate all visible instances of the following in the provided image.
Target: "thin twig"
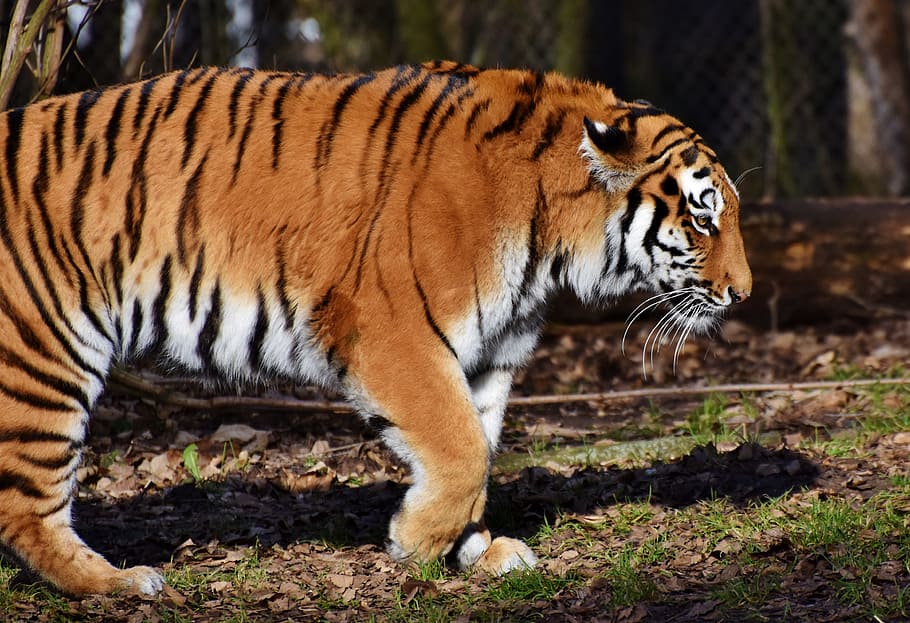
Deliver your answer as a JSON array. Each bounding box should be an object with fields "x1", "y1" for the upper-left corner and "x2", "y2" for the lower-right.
[
  {"x1": 507, "y1": 378, "x2": 910, "y2": 406},
  {"x1": 108, "y1": 367, "x2": 910, "y2": 415},
  {"x1": 0, "y1": 0, "x2": 59, "y2": 109}
]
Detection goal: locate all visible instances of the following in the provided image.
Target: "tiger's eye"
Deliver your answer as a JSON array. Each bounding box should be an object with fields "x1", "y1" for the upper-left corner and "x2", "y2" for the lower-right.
[{"x1": 694, "y1": 214, "x2": 711, "y2": 228}]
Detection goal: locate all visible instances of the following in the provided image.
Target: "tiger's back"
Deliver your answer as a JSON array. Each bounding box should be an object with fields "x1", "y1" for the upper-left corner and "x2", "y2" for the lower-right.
[{"x1": 0, "y1": 62, "x2": 750, "y2": 595}]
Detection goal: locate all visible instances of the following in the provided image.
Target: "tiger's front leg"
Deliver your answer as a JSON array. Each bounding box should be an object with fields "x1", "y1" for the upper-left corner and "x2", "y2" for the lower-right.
[{"x1": 351, "y1": 336, "x2": 535, "y2": 575}]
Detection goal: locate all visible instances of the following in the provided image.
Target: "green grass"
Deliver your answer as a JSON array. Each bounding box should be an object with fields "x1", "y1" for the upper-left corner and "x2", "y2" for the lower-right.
[
  {"x1": 684, "y1": 393, "x2": 730, "y2": 439},
  {"x1": 484, "y1": 568, "x2": 578, "y2": 602},
  {"x1": 714, "y1": 572, "x2": 781, "y2": 607},
  {"x1": 602, "y1": 543, "x2": 660, "y2": 606}
]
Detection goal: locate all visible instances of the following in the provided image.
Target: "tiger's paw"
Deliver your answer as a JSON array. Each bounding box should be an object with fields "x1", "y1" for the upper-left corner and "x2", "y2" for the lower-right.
[
  {"x1": 117, "y1": 565, "x2": 166, "y2": 596},
  {"x1": 472, "y1": 537, "x2": 538, "y2": 576}
]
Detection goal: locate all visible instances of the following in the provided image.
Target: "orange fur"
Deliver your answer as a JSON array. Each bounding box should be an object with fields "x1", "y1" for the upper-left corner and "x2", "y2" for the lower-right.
[{"x1": 0, "y1": 61, "x2": 749, "y2": 595}]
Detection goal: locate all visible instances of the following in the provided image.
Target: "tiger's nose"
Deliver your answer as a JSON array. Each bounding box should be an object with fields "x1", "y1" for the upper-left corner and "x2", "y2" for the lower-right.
[{"x1": 728, "y1": 286, "x2": 750, "y2": 304}]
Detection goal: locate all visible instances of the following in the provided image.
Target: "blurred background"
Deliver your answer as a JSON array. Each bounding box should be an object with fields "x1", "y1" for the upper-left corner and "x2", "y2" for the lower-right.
[{"x1": 2, "y1": 0, "x2": 909, "y2": 201}]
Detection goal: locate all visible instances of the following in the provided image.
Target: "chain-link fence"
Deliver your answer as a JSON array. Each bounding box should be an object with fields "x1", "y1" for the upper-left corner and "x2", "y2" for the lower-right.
[{"x1": 3, "y1": 0, "x2": 908, "y2": 199}]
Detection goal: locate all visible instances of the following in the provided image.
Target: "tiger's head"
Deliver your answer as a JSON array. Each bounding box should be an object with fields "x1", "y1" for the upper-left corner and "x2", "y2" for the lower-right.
[{"x1": 578, "y1": 102, "x2": 751, "y2": 339}]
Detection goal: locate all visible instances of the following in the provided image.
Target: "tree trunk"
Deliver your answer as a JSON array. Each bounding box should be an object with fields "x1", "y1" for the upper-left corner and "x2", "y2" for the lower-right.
[{"x1": 845, "y1": 0, "x2": 910, "y2": 196}]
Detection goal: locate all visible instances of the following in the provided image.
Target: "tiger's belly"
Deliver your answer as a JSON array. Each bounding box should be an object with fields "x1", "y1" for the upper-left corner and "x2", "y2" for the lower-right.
[{"x1": 117, "y1": 283, "x2": 337, "y2": 388}]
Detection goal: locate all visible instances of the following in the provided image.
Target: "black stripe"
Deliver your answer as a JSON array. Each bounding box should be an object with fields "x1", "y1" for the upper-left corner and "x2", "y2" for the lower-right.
[
  {"x1": 232, "y1": 76, "x2": 278, "y2": 183},
  {"x1": 188, "y1": 245, "x2": 206, "y2": 322},
  {"x1": 414, "y1": 272, "x2": 456, "y2": 360},
  {"x1": 164, "y1": 70, "x2": 190, "y2": 118},
  {"x1": 317, "y1": 73, "x2": 378, "y2": 169},
  {"x1": 620, "y1": 188, "x2": 643, "y2": 235},
  {"x1": 185, "y1": 66, "x2": 210, "y2": 87},
  {"x1": 126, "y1": 107, "x2": 162, "y2": 260},
  {"x1": 129, "y1": 300, "x2": 143, "y2": 354},
  {"x1": 177, "y1": 152, "x2": 208, "y2": 267},
  {"x1": 644, "y1": 196, "x2": 671, "y2": 255},
  {"x1": 411, "y1": 75, "x2": 460, "y2": 164},
  {"x1": 482, "y1": 72, "x2": 543, "y2": 142},
  {"x1": 311, "y1": 287, "x2": 333, "y2": 319},
  {"x1": 693, "y1": 166, "x2": 711, "y2": 179},
  {"x1": 645, "y1": 137, "x2": 689, "y2": 164},
  {"x1": 271, "y1": 76, "x2": 299, "y2": 169},
  {"x1": 32, "y1": 133, "x2": 69, "y2": 279},
  {"x1": 133, "y1": 77, "x2": 161, "y2": 137},
  {"x1": 248, "y1": 290, "x2": 268, "y2": 371},
  {"x1": 149, "y1": 256, "x2": 173, "y2": 354},
  {"x1": 625, "y1": 105, "x2": 665, "y2": 121},
  {"x1": 0, "y1": 342, "x2": 90, "y2": 412},
  {"x1": 227, "y1": 71, "x2": 254, "y2": 139},
  {"x1": 110, "y1": 234, "x2": 124, "y2": 306},
  {"x1": 518, "y1": 181, "x2": 545, "y2": 300},
  {"x1": 473, "y1": 266, "x2": 484, "y2": 340},
  {"x1": 423, "y1": 89, "x2": 474, "y2": 165},
  {"x1": 356, "y1": 66, "x2": 422, "y2": 183},
  {"x1": 558, "y1": 177, "x2": 598, "y2": 200},
  {"x1": 36, "y1": 495, "x2": 73, "y2": 518},
  {"x1": 464, "y1": 98, "x2": 491, "y2": 138},
  {"x1": 0, "y1": 378, "x2": 76, "y2": 412},
  {"x1": 366, "y1": 66, "x2": 420, "y2": 138},
  {"x1": 0, "y1": 471, "x2": 49, "y2": 498},
  {"x1": 614, "y1": 188, "x2": 644, "y2": 275},
  {"x1": 197, "y1": 282, "x2": 222, "y2": 371},
  {"x1": 24, "y1": 213, "x2": 93, "y2": 353},
  {"x1": 632, "y1": 156, "x2": 672, "y2": 190},
  {"x1": 59, "y1": 235, "x2": 112, "y2": 343},
  {"x1": 0, "y1": 429, "x2": 80, "y2": 444},
  {"x1": 405, "y1": 194, "x2": 456, "y2": 360},
  {"x1": 74, "y1": 89, "x2": 101, "y2": 148},
  {"x1": 660, "y1": 175, "x2": 679, "y2": 197},
  {"x1": 5, "y1": 107, "x2": 24, "y2": 202},
  {"x1": 550, "y1": 250, "x2": 568, "y2": 284},
  {"x1": 294, "y1": 72, "x2": 315, "y2": 90},
  {"x1": 52, "y1": 102, "x2": 66, "y2": 171},
  {"x1": 531, "y1": 108, "x2": 567, "y2": 161},
  {"x1": 103, "y1": 87, "x2": 131, "y2": 177},
  {"x1": 274, "y1": 231, "x2": 294, "y2": 329},
  {"x1": 375, "y1": 73, "x2": 432, "y2": 196},
  {"x1": 182, "y1": 72, "x2": 220, "y2": 170},
  {"x1": 70, "y1": 141, "x2": 114, "y2": 341},
  {"x1": 0, "y1": 287, "x2": 55, "y2": 358},
  {"x1": 650, "y1": 123, "x2": 687, "y2": 148}
]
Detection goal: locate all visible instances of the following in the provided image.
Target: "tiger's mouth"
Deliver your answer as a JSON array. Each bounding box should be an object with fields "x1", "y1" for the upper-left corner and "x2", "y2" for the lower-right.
[{"x1": 621, "y1": 287, "x2": 725, "y2": 378}]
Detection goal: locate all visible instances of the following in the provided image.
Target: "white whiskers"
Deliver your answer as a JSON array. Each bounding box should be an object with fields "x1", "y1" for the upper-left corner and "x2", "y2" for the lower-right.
[
  {"x1": 622, "y1": 288, "x2": 718, "y2": 379},
  {"x1": 734, "y1": 166, "x2": 763, "y2": 190}
]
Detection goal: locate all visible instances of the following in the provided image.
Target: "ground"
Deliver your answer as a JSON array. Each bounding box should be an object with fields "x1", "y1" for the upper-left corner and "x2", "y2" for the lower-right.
[{"x1": 2, "y1": 314, "x2": 909, "y2": 622}]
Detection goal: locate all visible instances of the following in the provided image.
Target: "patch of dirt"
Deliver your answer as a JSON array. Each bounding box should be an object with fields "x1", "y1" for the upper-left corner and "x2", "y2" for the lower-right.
[{"x1": 4, "y1": 317, "x2": 910, "y2": 621}]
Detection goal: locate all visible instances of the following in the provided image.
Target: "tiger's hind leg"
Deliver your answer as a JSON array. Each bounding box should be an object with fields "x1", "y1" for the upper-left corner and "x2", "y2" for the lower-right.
[{"x1": 0, "y1": 402, "x2": 164, "y2": 595}]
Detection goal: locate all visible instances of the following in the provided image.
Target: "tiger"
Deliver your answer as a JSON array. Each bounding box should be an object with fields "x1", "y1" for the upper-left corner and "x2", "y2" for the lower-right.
[{"x1": 0, "y1": 60, "x2": 751, "y2": 596}]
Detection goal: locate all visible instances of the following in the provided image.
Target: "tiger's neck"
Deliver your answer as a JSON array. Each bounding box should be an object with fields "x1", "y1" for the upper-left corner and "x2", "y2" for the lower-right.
[{"x1": 465, "y1": 69, "x2": 642, "y2": 307}]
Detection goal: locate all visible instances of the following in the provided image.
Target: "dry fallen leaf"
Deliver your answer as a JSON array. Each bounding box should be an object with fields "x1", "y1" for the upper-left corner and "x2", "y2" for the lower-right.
[{"x1": 400, "y1": 579, "x2": 438, "y2": 604}]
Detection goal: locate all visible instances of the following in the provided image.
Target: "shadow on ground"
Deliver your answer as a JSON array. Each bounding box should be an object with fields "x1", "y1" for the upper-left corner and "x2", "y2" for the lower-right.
[{"x1": 74, "y1": 442, "x2": 819, "y2": 571}]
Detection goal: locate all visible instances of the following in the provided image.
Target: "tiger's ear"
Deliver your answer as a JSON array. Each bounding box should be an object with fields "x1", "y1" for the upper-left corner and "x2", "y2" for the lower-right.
[{"x1": 579, "y1": 116, "x2": 639, "y2": 193}]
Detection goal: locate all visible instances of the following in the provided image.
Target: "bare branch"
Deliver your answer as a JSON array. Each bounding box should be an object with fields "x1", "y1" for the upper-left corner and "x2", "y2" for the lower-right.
[
  {"x1": 32, "y1": 0, "x2": 68, "y2": 99},
  {"x1": 0, "y1": 0, "x2": 59, "y2": 109}
]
